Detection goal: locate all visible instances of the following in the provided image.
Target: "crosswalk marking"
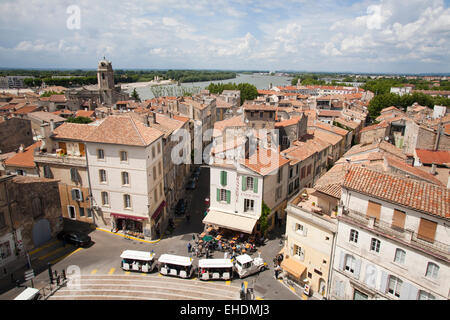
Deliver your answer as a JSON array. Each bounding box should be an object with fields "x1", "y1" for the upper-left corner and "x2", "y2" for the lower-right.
[
  {"x1": 91, "y1": 269, "x2": 98, "y2": 275},
  {"x1": 108, "y1": 268, "x2": 115, "y2": 275}
]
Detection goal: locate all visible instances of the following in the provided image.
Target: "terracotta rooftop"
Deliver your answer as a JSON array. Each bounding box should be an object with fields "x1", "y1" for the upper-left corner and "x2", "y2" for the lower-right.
[
  {"x1": 415, "y1": 149, "x2": 450, "y2": 165},
  {"x1": 343, "y1": 166, "x2": 449, "y2": 219},
  {"x1": 380, "y1": 106, "x2": 400, "y2": 114},
  {"x1": 243, "y1": 103, "x2": 278, "y2": 111},
  {"x1": 13, "y1": 105, "x2": 39, "y2": 115},
  {"x1": 74, "y1": 110, "x2": 95, "y2": 118},
  {"x1": 213, "y1": 115, "x2": 245, "y2": 133},
  {"x1": 344, "y1": 141, "x2": 407, "y2": 161},
  {"x1": 384, "y1": 155, "x2": 443, "y2": 186},
  {"x1": 49, "y1": 94, "x2": 67, "y2": 103},
  {"x1": 84, "y1": 115, "x2": 164, "y2": 147},
  {"x1": 309, "y1": 128, "x2": 343, "y2": 146},
  {"x1": 240, "y1": 147, "x2": 290, "y2": 176},
  {"x1": 360, "y1": 121, "x2": 390, "y2": 133},
  {"x1": 52, "y1": 122, "x2": 97, "y2": 141},
  {"x1": 275, "y1": 116, "x2": 302, "y2": 128},
  {"x1": 4, "y1": 141, "x2": 42, "y2": 168},
  {"x1": 318, "y1": 110, "x2": 342, "y2": 117}
]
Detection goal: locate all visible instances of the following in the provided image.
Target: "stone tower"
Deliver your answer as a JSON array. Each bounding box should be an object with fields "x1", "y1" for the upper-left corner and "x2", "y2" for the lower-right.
[{"x1": 97, "y1": 58, "x2": 114, "y2": 105}]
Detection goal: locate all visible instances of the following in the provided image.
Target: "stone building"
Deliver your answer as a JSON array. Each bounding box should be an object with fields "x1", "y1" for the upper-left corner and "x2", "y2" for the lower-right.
[
  {"x1": 0, "y1": 118, "x2": 34, "y2": 154},
  {"x1": 0, "y1": 175, "x2": 63, "y2": 270}
]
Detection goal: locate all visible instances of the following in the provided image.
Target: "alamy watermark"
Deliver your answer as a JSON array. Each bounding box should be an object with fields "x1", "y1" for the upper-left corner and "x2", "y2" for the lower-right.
[{"x1": 66, "y1": 5, "x2": 81, "y2": 30}]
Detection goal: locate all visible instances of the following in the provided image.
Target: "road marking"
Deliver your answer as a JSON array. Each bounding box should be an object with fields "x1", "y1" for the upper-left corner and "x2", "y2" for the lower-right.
[
  {"x1": 108, "y1": 268, "x2": 115, "y2": 275},
  {"x1": 141, "y1": 272, "x2": 147, "y2": 276},
  {"x1": 91, "y1": 269, "x2": 98, "y2": 275},
  {"x1": 226, "y1": 281, "x2": 231, "y2": 286},
  {"x1": 30, "y1": 240, "x2": 59, "y2": 256},
  {"x1": 125, "y1": 272, "x2": 130, "y2": 275},
  {"x1": 49, "y1": 248, "x2": 83, "y2": 265},
  {"x1": 96, "y1": 228, "x2": 161, "y2": 244},
  {"x1": 290, "y1": 286, "x2": 296, "y2": 293},
  {"x1": 255, "y1": 296, "x2": 264, "y2": 300},
  {"x1": 158, "y1": 273, "x2": 163, "y2": 277},
  {"x1": 39, "y1": 246, "x2": 65, "y2": 261}
]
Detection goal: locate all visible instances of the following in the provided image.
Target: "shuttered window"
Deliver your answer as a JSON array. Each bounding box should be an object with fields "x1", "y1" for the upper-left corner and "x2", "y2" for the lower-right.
[
  {"x1": 417, "y1": 218, "x2": 437, "y2": 243},
  {"x1": 392, "y1": 209, "x2": 406, "y2": 230},
  {"x1": 220, "y1": 171, "x2": 227, "y2": 186},
  {"x1": 366, "y1": 200, "x2": 381, "y2": 221}
]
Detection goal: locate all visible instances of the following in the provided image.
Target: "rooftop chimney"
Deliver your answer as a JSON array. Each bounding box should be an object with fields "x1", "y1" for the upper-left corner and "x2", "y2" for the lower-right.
[
  {"x1": 50, "y1": 119, "x2": 55, "y2": 131},
  {"x1": 152, "y1": 112, "x2": 157, "y2": 124},
  {"x1": 431, "y1": 163, "x2": 437, "y2": 175}
]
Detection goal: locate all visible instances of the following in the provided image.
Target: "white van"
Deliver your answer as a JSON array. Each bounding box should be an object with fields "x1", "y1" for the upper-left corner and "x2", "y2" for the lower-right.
[
  {"x1": 198, "y1": 258, "x2": 233, "y2": 281},
  {"x1": 234, "y1": 254, "x2": 267, "y2": 279},
  {"x1": 13, "y1": 287, "x2": 40, "y2": 300},
  {"x1": 157, "y1": 254, "x2": 194, "y2": 279},
  {"x1": 120, "y1": 250, "x2": 156, "y2": 273}
]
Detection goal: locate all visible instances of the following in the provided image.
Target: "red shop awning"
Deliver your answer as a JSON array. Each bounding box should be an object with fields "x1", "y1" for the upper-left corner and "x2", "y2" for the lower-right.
[
  {"x1": 110, "y1": 213, "x2": 148, "y2": 221},
  {"x1": 151, "y1": 201, "x2": 166, "y2": 221}
]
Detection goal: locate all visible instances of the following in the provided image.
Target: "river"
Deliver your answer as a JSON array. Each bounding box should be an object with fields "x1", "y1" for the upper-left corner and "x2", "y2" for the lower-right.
[{"x1": 124, "y1": 73, "x2": 293, "y2": 100}]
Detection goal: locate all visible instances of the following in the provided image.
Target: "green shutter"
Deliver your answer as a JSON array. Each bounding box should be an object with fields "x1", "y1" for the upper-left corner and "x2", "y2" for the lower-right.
[
  {"x1": 217, "y1": 188, "x2": 220, "y2": 201},
  {"x1": 253, "y1": 178, "x2": 258, "y2": 193},
  {"x1": 242, "y1": 176, "x2": 246, "y2": 191},
  {"x1": 226, "y1": 190, "x2": 231, "y2": 204},
  {"x1": 220, "y1": 171, "x2": 227, "y2": 186}
]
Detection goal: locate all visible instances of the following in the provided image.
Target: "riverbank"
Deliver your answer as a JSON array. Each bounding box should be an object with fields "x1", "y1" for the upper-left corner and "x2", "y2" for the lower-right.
[{"x1": 120, "y1": 79, "x2": 175, "y2": 89}]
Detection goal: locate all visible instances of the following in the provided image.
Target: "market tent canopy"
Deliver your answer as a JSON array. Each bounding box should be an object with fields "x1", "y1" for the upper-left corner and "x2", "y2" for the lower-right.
[
  {"x1": 202, "y1": 235, "x2": 214, "y2": 241},
  {"x1": 281, "y1": 256, "x2": 307, "y2": 279},
  {"x1": 202, "y1": 210, "x2": 257, "y2": 234}
]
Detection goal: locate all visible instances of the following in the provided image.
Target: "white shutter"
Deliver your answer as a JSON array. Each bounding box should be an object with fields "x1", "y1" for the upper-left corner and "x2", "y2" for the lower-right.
[
  {"x1": 379, "y1": 271, "x2": 388, "y2": 293},
  {"x1": 338, "y1": 251, "x2": 346, "y2": 271},
  {"x1": 354, "y1": 259, "x2": 362, "y2": 279}
]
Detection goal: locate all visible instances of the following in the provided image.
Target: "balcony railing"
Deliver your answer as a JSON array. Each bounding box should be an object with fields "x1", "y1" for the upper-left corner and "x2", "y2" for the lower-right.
[
  {"x1": 342, "y1": 209, "x2": 449, "y2": 259},
  {"x1": 34, "y1": 151, "x2": 86, "y2": 167}
]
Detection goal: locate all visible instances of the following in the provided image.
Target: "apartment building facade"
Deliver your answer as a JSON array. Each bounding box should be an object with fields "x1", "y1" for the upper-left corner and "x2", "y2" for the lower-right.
[
  {"x1": 85, "y1": 115, "x2": 166, "y2": 239},
  {"x1": 330, "y1": 166, "x2": 449, "y2": 300}
]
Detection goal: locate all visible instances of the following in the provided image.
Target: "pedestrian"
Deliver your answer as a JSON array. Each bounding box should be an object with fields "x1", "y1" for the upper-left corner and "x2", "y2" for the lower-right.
[
  {"x1": 187, "y1": 242, "x2": 192, "y2": 253},
  {"x1": 224, "y1": 251, "x2": 228, "y2": 259},
  {"x1": 274, "y1": 265, "x2": 281, "y2": 279}
]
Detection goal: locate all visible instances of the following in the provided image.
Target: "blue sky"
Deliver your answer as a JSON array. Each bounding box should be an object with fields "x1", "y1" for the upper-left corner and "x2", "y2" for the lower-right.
[{"x1": 0, "y1": 0, "x2": 449, "y2": 73}]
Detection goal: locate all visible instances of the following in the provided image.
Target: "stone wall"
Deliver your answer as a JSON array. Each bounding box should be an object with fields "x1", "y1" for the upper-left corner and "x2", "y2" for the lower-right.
[
  {"x1": 5, "y1": 176, "x2": 63, "y2": 251},
  {"x1": 0, "y1": 118, "x2": 34, "y2": 153}
]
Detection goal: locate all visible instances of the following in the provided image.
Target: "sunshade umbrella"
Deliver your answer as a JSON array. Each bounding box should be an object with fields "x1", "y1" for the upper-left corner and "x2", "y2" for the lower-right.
[{"x1": 202, "y1": 235, "x2": 213, "y2": 241}]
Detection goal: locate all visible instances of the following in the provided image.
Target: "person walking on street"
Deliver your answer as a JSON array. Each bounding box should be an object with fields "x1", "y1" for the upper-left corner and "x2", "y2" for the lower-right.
[{"x1": 187, "y1": 242, "x2": 192, "y2": 254}]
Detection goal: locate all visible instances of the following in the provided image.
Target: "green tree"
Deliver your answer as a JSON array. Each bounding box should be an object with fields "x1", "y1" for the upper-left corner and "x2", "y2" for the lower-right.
[
  {"x1": 259, "y1": 202, "x2": 271, "y2": 237},
  {"x1": 131, "y1": 88, "x2": 141, "y2": 102},
  {"x1": 66, "y1": 116, "x2": 93, "y2": 124}
]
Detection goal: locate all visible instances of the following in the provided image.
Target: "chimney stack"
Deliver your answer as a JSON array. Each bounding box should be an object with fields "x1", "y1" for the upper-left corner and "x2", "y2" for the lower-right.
[
  {"x1": 152, "y1": 112, "x2": 157, "y2": 124},
  {"x1": 431, "y1": 163, "x2": 437, "y2": 175},
  {"x1": 50, "y1": 119, "x2": 55, "y2": 131}
]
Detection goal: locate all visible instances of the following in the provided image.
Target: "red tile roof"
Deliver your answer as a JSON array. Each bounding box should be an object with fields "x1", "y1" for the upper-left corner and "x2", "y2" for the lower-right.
[
  {"x1": 240, "y1": 148, "x2": 290, "y2": 176},
  {"x1": 49, "y1": 94, "x2": 67, "y2": 103},
  {"x1": 384, "y1": 155, "x2": 443, "y2": 186},
  {"x1": 360, "y1": 121, "x2": 389, "y2": 133},
  {"x1": 74, "y1": 110, "x2": 95, "y2": 118},
  {"x1": 4, "y1": 141, "x2": 42, "y2": 168},
  {"x1": 85, "y1": 115, "x2": 164, "y2": 146},
  {"x1": 52, "y1": 123, "x2": 97, "y2": 141},
  {"x1": 343, "y1": 166, "x2": 449, "y2": 219},
  {"x1": 415, "y1": 149, "x2": 450, "y2": 165}
]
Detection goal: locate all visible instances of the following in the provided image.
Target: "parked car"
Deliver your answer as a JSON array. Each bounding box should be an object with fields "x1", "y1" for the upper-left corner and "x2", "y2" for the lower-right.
[
  {"x1": 175, "y1": 199, "x2": 186, "y2": 215},
  {"x1": 57, "y1": 231, "x2": 91, "y2": 247},
  {"x1": 186, "y1": 178, "x2": 197, "y2": 190}
]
